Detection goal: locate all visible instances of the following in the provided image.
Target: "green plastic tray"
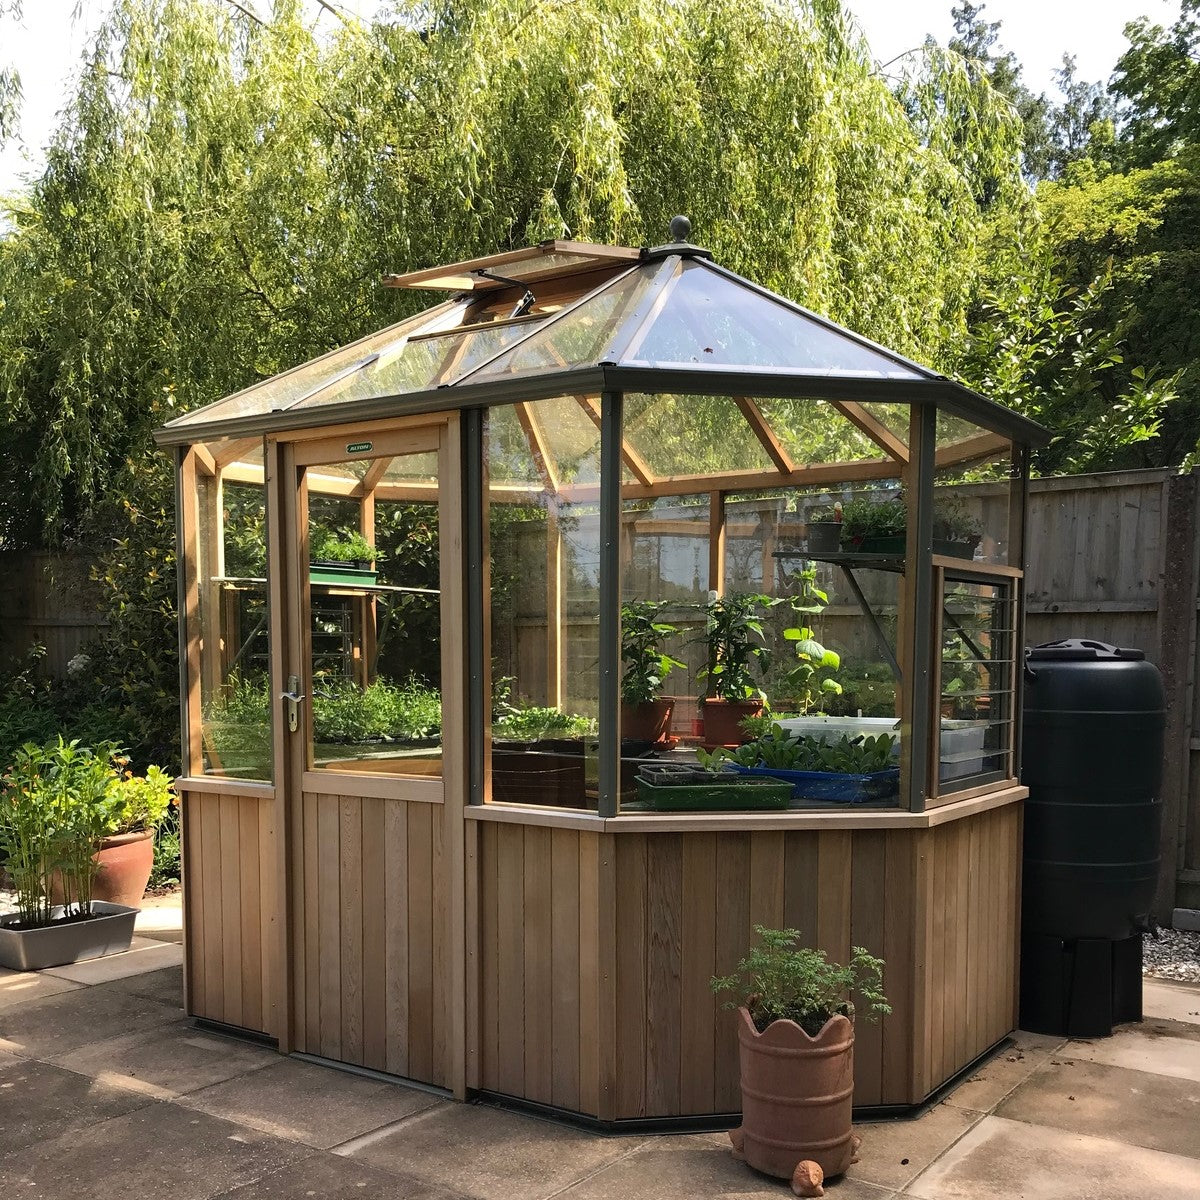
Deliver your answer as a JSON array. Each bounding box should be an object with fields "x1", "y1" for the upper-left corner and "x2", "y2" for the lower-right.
[{"x1": 633, "y1": 776, "x2": 792, "y2": 811}]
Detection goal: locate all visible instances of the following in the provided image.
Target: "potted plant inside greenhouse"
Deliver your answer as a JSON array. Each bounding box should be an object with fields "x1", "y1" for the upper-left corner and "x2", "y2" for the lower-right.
[
  {"x1": 803, "y1": 502, "x2": 842, "y2": 554},
  {"x1": 0, "y1": 739, "x2": 140, "y2": 971},
  {"x1": 932, "y1": 494, "x2": 983, "y2": 560},
  {"x1": 620, "y1": 600, "x2": 685, "y2": 745},
  {"x1": 713, "y1": 926, "x2": 890, "y2": 1197},
  {"x1": 698, "y1": 592, "x2": 772, "y2": 747},
  {"x1": 839, "y1": 496, "x2": 906, "y2": 555},
  {"x1": 310, "y1": 528, "x2": 379, "y2": 585}
]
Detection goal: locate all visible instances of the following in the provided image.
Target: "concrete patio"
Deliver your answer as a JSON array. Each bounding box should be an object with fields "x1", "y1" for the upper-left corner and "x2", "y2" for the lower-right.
[{"x1": 1, "y1": 899, "x2": 1199, "y2": 1198}]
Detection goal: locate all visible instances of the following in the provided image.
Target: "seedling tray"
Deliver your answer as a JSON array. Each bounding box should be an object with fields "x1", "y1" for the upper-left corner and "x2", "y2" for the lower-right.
[
  {"x1": 728, "y1": 763, "x2": 900, "y2": 804},
  {"x1": 634, "y1": 769, "x2": 792, "y2": 811},
  {"x1": 310, "y1": 561, "x2": 378, "y2": 586}
]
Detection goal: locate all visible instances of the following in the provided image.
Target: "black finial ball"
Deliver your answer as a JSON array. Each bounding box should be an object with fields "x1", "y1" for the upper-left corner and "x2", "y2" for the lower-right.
[{"x1": 669, "y1": 214, "x2": 692, "y2": 243}]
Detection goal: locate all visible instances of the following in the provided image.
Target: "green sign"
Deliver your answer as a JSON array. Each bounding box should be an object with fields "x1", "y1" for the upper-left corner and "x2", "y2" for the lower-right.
[{"x1": 346, "y1": 441, "x2": 373, "y2": 454}]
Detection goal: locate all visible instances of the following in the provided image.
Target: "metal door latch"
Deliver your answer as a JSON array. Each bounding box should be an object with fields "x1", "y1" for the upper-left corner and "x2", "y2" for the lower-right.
[{"x1": 282, "y1": 675, "x2": 306, "y2": 733}]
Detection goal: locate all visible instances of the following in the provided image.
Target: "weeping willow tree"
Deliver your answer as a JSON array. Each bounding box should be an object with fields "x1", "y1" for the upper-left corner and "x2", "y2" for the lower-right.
[{"x1": 0, "y1": 0, "x2": 1025, "y2": 760}]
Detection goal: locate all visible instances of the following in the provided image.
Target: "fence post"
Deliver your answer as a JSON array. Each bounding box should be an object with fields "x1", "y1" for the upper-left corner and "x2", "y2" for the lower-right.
[{"x1": 1154, "y1": 470, "x2": 1199, "y2": 924}]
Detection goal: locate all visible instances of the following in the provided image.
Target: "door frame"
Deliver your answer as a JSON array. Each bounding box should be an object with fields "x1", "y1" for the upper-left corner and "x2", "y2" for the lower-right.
[{"x1": 265, "y1": 413, "x2": 468, "y2": 1096}]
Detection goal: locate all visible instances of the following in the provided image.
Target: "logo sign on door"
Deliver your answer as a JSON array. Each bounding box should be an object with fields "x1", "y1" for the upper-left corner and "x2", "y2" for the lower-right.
[{"x1": 346, "y1": 441, "x2": 373, "y2": 454}]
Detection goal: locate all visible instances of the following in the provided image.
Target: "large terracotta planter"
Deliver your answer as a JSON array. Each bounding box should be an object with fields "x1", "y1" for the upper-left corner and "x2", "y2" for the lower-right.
[
  {"x1": 621, "y1": 698, "x2": 675, "y2": 745},
  {"x1": 52, "y1": 830, "x2": 155, "y2": 911},
  {"x1": 701, "y1": 698, "x2": 763, "y2": 747},
  {"x1": 731, "y1": 1006, "x2": 856, "y2": 1183}
]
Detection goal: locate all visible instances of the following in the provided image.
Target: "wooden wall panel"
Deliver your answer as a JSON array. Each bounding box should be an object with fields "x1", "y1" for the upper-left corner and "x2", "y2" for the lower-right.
[{"x1": 181, "y1": 791, "x2": 275, "y2": 1036}]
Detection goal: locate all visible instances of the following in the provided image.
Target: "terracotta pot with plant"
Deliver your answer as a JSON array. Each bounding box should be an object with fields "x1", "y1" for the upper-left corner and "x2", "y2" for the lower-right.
[
  {"x1": 92, "y1": 762, "x2": 174, "y2": 908},
  {"x1": 620, "y1": 601, "x2": 685, "y2": 745},
  {"x1": 712, "y1": 926, "x2": 890, "y2": 1197},
  {"x1": 698, "y1": 593, "x2": 773, "y2": 747}
]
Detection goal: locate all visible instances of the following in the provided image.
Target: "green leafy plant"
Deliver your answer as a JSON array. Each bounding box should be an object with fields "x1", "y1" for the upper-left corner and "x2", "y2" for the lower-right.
[
  {"x1": 780, "y1": 563, "x2": 842, "y2": 713},
  {"x1": 0, "y1": 738, "x2": 123, "y2": 927},
  {"x1": 712, "y1": 925, "x2": 891, "y2": 1035},
  {"x1": 494, "y1": 706, "x2": 594, "y2": 742},
  {"x1": 311, "y1": 528, "x2": 378, "y2": 564},
  {"x1": 312, "y1": 676, "x2": 441, "y2": 743},
  {"x1": 705, "y1": 726, "x2": 897, "y2": 774},
  {"x1": 840, "y1": 496, "x2": 906, "y2": 543},
  {"x1": 107, "y1": 762, "x2": 174, "y2": 833},
  {"x1": 932, "y1": 494, "x2": 983, "y2": 544},
  {"x1": 620, "y1": 601, "x2": 685, "y2": 706},
  {"x1": 698, "y1": 593, "x2": 774, "y2": 702}
]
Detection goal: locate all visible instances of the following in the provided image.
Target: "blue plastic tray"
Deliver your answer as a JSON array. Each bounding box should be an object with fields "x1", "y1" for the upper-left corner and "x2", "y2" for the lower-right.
[{"x1": 727, "y1": 763, "x2": 900, "y2": 804}]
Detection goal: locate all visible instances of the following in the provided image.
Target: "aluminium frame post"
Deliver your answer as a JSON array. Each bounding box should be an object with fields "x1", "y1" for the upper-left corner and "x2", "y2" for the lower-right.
[
  {"x1": 598, "y1": 390, "x2": 623, "y2": 818},
  {"x1": 174, "y1": 446, "x2": 192, "y2": 776},
  {"x1": 904, "y1": 405, "x2": 937, "y2": 813},
  {"x1": 463, "y1": 408, "x2": 486, "y2": 805}
]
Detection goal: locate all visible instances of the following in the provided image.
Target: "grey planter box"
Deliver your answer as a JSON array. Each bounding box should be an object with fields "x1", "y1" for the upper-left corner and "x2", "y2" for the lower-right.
[{"x1": 0, "y1": 902, "x2": 138, "y2": 971}]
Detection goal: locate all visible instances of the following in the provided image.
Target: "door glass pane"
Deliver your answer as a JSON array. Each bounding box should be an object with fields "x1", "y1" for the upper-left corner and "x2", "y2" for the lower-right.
[{"x1": 305, "y1": 447, "x2": 443, "y2": 777}]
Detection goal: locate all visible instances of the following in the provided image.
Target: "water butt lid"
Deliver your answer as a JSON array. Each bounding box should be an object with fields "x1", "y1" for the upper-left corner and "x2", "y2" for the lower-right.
[{"x1": 1025, "y1": 638, "x2": 1145, "y2": 662}]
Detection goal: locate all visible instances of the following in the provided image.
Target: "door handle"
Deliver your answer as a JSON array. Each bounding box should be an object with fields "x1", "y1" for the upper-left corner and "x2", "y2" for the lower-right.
[{"x1": 282, "y1": 675, "x2": 306, "y2": 734}]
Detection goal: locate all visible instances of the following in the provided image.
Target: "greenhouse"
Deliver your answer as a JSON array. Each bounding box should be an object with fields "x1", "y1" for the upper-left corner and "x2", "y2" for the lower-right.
[{"x1": 156, "y1": 221, "x2": 1046, "y2": 1122}]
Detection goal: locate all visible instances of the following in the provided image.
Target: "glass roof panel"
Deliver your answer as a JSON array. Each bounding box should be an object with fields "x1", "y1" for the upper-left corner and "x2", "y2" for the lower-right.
[
  {"x1": 291, "y1": 316, "x2": 548, "y2": 410},
  {"x1": 485, "y1": 397, "x2": 604, "y2": 489},
  {"x1": 384, "y1": 241, "x2": 641, "y2": 291},
  {"x1": 623, "y1": 393, "x2": 774, "y2": 478},
  {"x1": 857, "y1": 401, "x2": 911, "y2": 448},
  {"x1": 626, "y1": 260, "x2": 925, "y2": 378},
  {"x1": 166, "y1": 301, "x2": 465, "y2": 429},
  {"x1": 755, "y1": 397, "x2": 894, "y2": 463},
  {"x1": 464, "y1": 265, "x2": 670, "y2": 379},
  {"x1": 937, "y1": 411, "x2": 986, "y2": 448}
]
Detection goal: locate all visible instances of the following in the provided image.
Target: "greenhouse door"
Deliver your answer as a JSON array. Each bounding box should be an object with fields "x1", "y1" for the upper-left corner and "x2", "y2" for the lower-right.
[{"x1": 275, "y1": 416, "x2": 466, "y2": 1092}]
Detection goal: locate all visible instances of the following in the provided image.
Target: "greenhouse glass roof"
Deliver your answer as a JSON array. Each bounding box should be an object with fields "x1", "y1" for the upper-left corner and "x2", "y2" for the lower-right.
[{"x1": 157, "y1": 238, "x2": 1047, "y2": 449}]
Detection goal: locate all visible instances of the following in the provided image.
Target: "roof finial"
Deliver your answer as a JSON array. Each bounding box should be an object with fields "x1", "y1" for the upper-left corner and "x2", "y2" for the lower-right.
[{"x1": 669, "y1": 214, "x2": 692, "y2": 243}]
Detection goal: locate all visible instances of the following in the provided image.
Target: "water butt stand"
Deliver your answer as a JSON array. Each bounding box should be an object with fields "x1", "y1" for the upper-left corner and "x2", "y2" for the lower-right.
[{"x1": 1019, "y1": 639, "x2": 1165, "y2": 1038}]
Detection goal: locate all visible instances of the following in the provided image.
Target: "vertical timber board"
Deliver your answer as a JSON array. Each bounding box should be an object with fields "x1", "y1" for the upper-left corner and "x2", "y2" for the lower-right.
[
  {"x1": 645, "y1": 833, "x2": 683, "y2": 1116},
  {"x1": 495, "y1": 821, "x2": 526, "y2": 1098},
  {"x1": 713, "y1": 833, "x2": 751, "y2": 1112},
  {"x1": 850, "y1": 832, "x2": 886, "y2": 1106},
  {"x1": 199, "y1": 796, "x2": 224, "y2": 1025},
  {"x1": 522, "y1": 824, "x2": 554, "y2": 1105},
  {"x1": 407, "y1": 801, "x2": 435, "y2": 1084},
  {"x1": 339, "y1": 797, "x2": 364, "y2": 1067},
  {"x1": 183, "y1": 795, "x2": 205, "y2": 1017},
  {"x1": 360, "y1": 797, "x2": 387, "y2": 1069},
  {"x1": 317, "y1": 795, "x2": 342, "y2": 1062},
  {"x1": 680, "y1": 833, "x2": 718, "y2": 1115},
  {"x1": 478, "y1": 822, "x2": 499, "y2": 1091},
  {"x1": 579, "y1": 830, "x2": 607, "y2": 1118},
  {"x1": 431, "y1": 799, "x2": 448, "y2": 1088},
  {"x1": 881, "y1": 830, "x2": 916, "y2": 1104},
  {"x1": 550, "y1": 828, "x2": 581, "y2": 1112},
  {"x1": 749, "y1": 831, "x2": 786, "y2": 927},
  {"x1": 614, "y1": 834, "x2": 648, "y2": 1117},
  {"x1": 238, "y1": 797, "x2": 263, "y2": 1033},
  {"x1": 302, "y1": 791, "x2": 320, "y2": 1054},
  {"x1": 783, "y1": 831, "x2": 820, "y2": 944},
  {"x1": 258, "y1": 797, "x2": 278, "y2": 1038},
  {"x1": 815, "y1": 831, "x2": 853, "y2": 967},
  {"x1": 384, "y1": 798, "x2": 410, "y2": 1079}
]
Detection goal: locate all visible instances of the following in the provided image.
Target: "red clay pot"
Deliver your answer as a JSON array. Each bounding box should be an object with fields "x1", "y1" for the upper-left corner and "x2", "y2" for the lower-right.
[
  {"x1": 52, "y1": 830, "x2": 155, "y2": 911},
  {"x1": 732, "y1": 1006, "x2": 856, "y2": 1182},
  {"x1": 620, "y1": 699, "x2": 675, "y2": 745},
  {"x1": 700, "y1": 698, "x2": 763, "y2": 748}
]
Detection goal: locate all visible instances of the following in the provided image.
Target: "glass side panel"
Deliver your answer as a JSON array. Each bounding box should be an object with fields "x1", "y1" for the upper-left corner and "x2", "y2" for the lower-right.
[
  {"x1": 626, "y1": 260, "x2": 925, "y2": 377},
  {"x1": 197, "y1": 442, "x2": 271, "y2": 780},
  {"x1": 754, "y1": 397, "x2": 895, "y2": 463},
  {"x1": 623, "y1": 392, "x2": 773, "y2": 477},
  {"x1": 936, "y1": 574, "x2": 1016, "y2": 793},
  {"x1": 167, "y1": 301, "x2": 465, "y2": 428},
  {"x1": 486, "y1": 397, "x2": 603, "y2": 809},
  {"x1": 305, "y1": 447, "x2": 444, "y2": 779},
  {"x1": 935, "y1": 414, "x2": 1014, "y2": 566},
  {"x1": 466, "y1": 266, "x2": 670, "y2": 378},
  {"x1": 294, "y1": 317, "x2": 548, "y2": 409}
]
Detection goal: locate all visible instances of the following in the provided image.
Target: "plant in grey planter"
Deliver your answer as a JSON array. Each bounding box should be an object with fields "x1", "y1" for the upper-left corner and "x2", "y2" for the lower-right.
[{"x1": 0, "y1": 739, "x2": 137, "y2": 971}]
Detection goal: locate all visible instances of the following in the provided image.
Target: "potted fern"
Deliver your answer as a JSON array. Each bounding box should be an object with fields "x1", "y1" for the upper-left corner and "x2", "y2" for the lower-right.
[
  {"x1": 620, "y1": 601, "x2": 685, "y2": 744},
  {"x1": 713, "y1": 926, "x2": 890, "y2": 1195}
]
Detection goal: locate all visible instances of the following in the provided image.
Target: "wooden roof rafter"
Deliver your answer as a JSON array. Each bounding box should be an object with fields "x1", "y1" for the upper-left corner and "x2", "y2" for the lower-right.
[
  {"x1": 574, "y1": 394, "x2": 655, "y2": 487},
  {"x1": 354, "y1": 456, "x2": 395, "y2": 498},
  {"x1": 935, "y1": 431, "x2": 1011, "y2": 469},
  {"x1": 829, "y1": 400, "x2": 909, "y2": 463},
  {"x1": 513, "y1": 401, "x2": 560, "y2": 494},
  {"x1": 732, "y1": 396, "x2": 795, "y2": 474}
]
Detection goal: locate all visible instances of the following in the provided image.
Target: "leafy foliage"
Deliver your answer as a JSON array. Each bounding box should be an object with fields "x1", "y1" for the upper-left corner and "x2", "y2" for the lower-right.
[
  {"x1": 620, "y1": 601, "x2": 684, "y2": 706},
  {"x1": 711, "y1": 925, "x2": 890, "y2": 1035},
  {"x1": 698, "y1": 593, "x2": 773, "y2": 702},
  {"x1": 702, "y1": 725, "x2": 897, "y2": 774},
  {"x1": 311, "y1": 528, "x2": 377, "y2": 564}
]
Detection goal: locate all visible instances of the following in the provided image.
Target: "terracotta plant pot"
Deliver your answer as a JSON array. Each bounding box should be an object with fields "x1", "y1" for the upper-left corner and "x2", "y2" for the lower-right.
[
  {"x1": 731, "y1": 1006, "x2": 856, "y2": 1183},
  {"x1": 52, "y1": 829, "x2": 156, "y2": 911},
  {"x1": 620, "y1": 698, "x2": 675, "y2": 745},
  {"x1": 701, "y1": 698, "x2": 763, "y2": 747}
]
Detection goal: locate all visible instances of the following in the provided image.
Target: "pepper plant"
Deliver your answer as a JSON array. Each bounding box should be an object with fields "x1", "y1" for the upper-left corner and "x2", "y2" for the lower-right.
[
  {"x1": 698, "y1": 593, "x2": 773, "y2": 702},
  {"x1": 620, "y1": 601, "x2": 685, "y2": 706}
]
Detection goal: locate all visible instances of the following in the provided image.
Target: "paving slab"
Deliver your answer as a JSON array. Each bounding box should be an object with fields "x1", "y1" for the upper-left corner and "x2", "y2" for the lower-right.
[
  {"x1": 342, "y1": 1101, "x2": 645, "y2": 1200},
  {"x1": 847, "y1": 1104, "x2": 980, "y2": 1191},
  {"x1": 0, "y1": 1098, "x2": 308, "y2": 1199},
  {"x1": 941, "y1": 1030, "x2": 1066, "y2": 1114},
  {"x1": 0, "y1": 968, "x2": 83, "y2": 1013},
  {"x1": 556, "y1": 1131, "x2": 896, "y2": 1199},
  {"x1": 211, "y1": 1151, "x2": 470, "y2": 1199},
  {"x1": 1067, "y1": 1024, "x2": 1200, "y2": 1082},
  {"x1": 51, "y1": 1023, "x2": 278, "y2": 1100},
  {"x1": 1142, "y1": 978, "x2": 1200, "y2": 1026},
  {"x1": 0, "y1": 1056, "x2": 151, "y2": 1155},
  {"x1": 182, "y1": 1056, "x2": 445, "y2": 1149},
  {"x1": 905, "y1": 1113, "x2": 1200, "y2": 1200},
  {"x1": 40, "y1": 936, "x2": 183, "y2": 984},
  {"x1": 0, "y1": 983, "x2": 183, "y2": 1058},
  {"x1": 101, "y1": 963, "x2": 185, "y2": 1010}
]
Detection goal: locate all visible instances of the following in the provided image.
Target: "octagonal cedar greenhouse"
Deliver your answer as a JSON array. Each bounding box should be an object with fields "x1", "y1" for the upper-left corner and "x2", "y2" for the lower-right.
[{"x1": 157, "y1": 225, "x2": 1047, "y2": 1124}]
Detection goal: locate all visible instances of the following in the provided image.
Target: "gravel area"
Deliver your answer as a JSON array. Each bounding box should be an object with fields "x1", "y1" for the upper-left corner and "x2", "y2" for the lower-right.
[{"x1": 1144, "y1": 927, "x2": 1200, "y2": 983}]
